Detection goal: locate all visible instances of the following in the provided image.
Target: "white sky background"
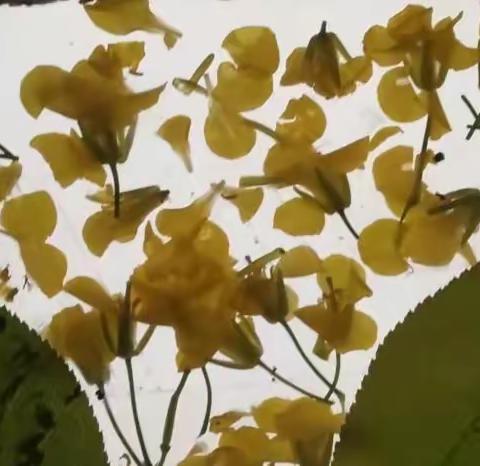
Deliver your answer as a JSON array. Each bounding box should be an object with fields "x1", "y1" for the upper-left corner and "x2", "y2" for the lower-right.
[{"x1": 1, "y1": 0, "x2": 480, "y2": 464}]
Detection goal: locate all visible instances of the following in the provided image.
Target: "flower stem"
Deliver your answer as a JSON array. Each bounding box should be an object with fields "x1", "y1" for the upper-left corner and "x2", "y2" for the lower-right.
[
  {"x1": 400, "y1": 112, "x2": 432, "y2": 223},
  {"x1": 280, "y1": 320, "x2": 345, "y2": 404},
  {"x1": 199, "y1": 366, "x2": 212, "y2": 436},
  {"x1": 258, "y1": 360, "x2": 330, "y2": 403},
  {"x1": 99, "y1": 385, "x2": 142, "y2": 466},
  {"x1": 242, "y1": 117, "x2": 282, "y2": 142},
  {"x1": 338, "y1": 209, "x2": 359, "y2": 239},
  {"x1": 125, "y1": 358, "x2": 152, "y2": 466},
  {"x1": 0, "y1": 143, "x2": 19, "y2": 161},
  {"x1": 109, "y1": 162, "x2": 121, "y2": 219},
  {"x1": 133, "y1": 325, "x2": 156, "y2": 356},
  {"x1": 158, "y1": 371, "x2": 190, "y2": 466},
  {"x1": 324, "y1": 352, "x2": 341, "y2": 402}
]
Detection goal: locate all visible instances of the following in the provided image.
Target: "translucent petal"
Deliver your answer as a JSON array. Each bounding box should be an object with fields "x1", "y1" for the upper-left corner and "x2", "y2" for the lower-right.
[
  {"x1": 358, "y1": 219, "x2": 409, "y2": 276},
  {"x1": 335, "y1": 309, "x2": 378, "y2": 353},
  {"x1": 20, "y1": 242, "x2": 67, "y2": 297},
  {"x1": 363, "y1": 25, "x2": 404, "y2": 66},
  {"x1": 275, "y1": 95, "x2": 326, "y2": 144},
  {"x1": 222, "y1": 187, "x2": 263, "y2": 223},
  {"x1": 84, "y1": 0, "x2": 182, "y2": 41},
  {"x1": 45, "y1": 305, "x2": 113, "y2": 384},
  {"x1": 219, "y1": 427, "x2": 272, "y2": 464},
  {"x1": 157, "y1": 115, "x2": 192, "y2": 172},
  {"x1": 1, "y1": 191, "x2": 56, "y2": 242},
  {"x1": 274, "y1": 197, "x2": 325, "y2": 236},
  {"x1": 156, "y1": 184, "x2": 222, "y2": 238},
  {"x1": 210, "y1": 411, "x2": 247, "y2": 433},
  {"x1": 377, "y1": 67, "x2": 428, "y2": 122},
  {"x1": 222, "y1": 26, "x2": 279, "y2": 74},
  {"x1": 252, "y1": 397, "x2": 292, "y2": 432},
  {"x1": 0, "y1": 162, "x2": 21, "y2": 201},
  {"x1": 369, "y1": 126, "x2": 402, "y2": 151},
  {"x1": 278, "y1": 246, "x2": 323, "y2": 277},
  {"x1": 387, "y1": 5, "x2": 433, "y2": 40},
  {"x1": 317, "y1": 136, "x2": 370, "y2": 174},
  {"x1": 280, "y1": 47, "x2": 306, "y2": 86},
  {"x1": 316, "y1": 255, "x2": 372, "y2": 305},
  {"x1": 64, "y1": 276, "x2": 117, "y2": 316},
  {"x1": 204, "y1": 103, "x2": 256, "y2": 159},
  {"x1": 82, "y1": 211, "x2": 115, "y2": 257},
  {"x1": 275, "y1": 397, "x2": 344, "y2": 440},
  {"x1": 31, "y1": 132, "x2": 106, "y2": 187},
  {"x1": 263, "y1": 142, "x2": 312, "y2": 178},
  {"x1": 212, "y1": 62, "x2": 273, "y2": 112}
]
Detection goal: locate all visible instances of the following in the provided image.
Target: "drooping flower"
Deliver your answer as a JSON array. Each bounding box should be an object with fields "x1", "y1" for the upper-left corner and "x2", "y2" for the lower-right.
[
  {"x1": 84, "y1": 0, "x2": 182, "y2": 48},
  {"x1": 83, "y1": 184, "x2": 169, "y2": 256},
  {"x1": 281, "y1": 21, "x2": 372, "y2": 99},
  {"x1": 0, "y1": 191, "x2": 67, "y2": 297}
]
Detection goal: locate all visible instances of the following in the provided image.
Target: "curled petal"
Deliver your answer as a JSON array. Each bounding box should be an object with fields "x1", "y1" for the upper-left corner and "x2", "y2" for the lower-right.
[
  {"x1": 274, "y1": 197, "x2": 325, "y2": 236},
  {"x1": 222, "y1": 26, "x2": 279, "y2": 75},
  {"x1": 369, "y1": 125, "x2": 402, "y2": 151},
  {"x1": 21, "y1": 242, "x2": 67, "y2": 297},
  {"x1": 31, "y1": 132, "x2": 106, "y2": 187},
  {"x1": 157, "y1": 115, "x2": 192, "y2": 172},
  {"x1": 377, "y1": 67, "x2": 428, "y2": 123},
  {"x1": 363, "y1": 25, "x2": 404, "y2": 66},
  {"x1": 358, "y1": 219, "x2": 409, "y2": 276},
  {"x1": 64, "y1": 276, "x2": 117, "y2": 316},
  {"x1": 143, "y1": 222, "x2": 163, "y2": 257}
]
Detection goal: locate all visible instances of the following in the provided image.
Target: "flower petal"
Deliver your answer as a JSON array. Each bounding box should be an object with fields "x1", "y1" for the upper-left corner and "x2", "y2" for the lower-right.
[
  {"x1": 369, "y1": 126, "x2": 402, "y2": 151},
  {"x1": 317, "y1": 136, "x2": 370, "y2": 173},
  {"x1": 278, "y1": 246, "x2": 323, "y2": 277},
  {"x1": 210, "y1": 411, "x2": 247, "y2": 433},
  {"x1": 222, "y1": 26, "x2": 279, "y2": 74},
  {"x1": 363, "y1": 25, "x2": 404, "y2": 66},
  {"x1": 222, "y1": 187, "x2": 263, "y2": 223},
  {"x1": 143, "y1": 221, "x2": 163, "y2": 257},
  {"x1": 20, "y1": 242, "x2": 67, "y2": 297},
  {"x1": 157, "y1": 115, "x2": 192, "y2": 172},
  {"x1": 335, "y1": 309, "x2": 377, "y2": 353},
  {"x1": 276, "y1": 95, "x2": 326, "y2": 145},
  {"x1": 377, "y1": 67, "x2": 428, "y2": 123},
  {"x1": 31, "y1": 132, "x2": 106, "y2": 187},
  {"x1": 274, "y1": 197, "x2": 325, "y2": 236},
  {"x1": 358, "y1": 219, "x2": 409, "y2": 275},
  {"x1": 0, "y1": 162, "x2": 21, "y2": 201},
  {"x1": 1, "y1": 191, "x2": 56, "y2": 242},
  {"x1": 213, "y1": 62, "x2": 273, "y2": 112},
  {"x1": 204, "y1": 104, "x2": 256, "y2": 159},
  {"x1": 280, "y1": 47, "x2": 306, "y2": 86},
  {"x1": 252, "y1": 397, "x2": 291, "y2": 432},
  {"x1": 64, "y1": 276, "x2": 117, "y2": 316}
]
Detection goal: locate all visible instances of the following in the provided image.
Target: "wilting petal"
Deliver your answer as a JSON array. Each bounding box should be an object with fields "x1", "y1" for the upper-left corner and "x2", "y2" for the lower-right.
[
  {"x1": 84, "y1": 0, "x2": 181, "y2": 44},
  {"x1": 369, "y1": 126, "x2": 402, "y2": 151},
  {"x1": 157, "y1": 115, "x2": 192, "y2": 172},
  {"x1": 316, "y1": 136, "x2": 370, "y2": 173},
  {"x1": 274, "y1": 197, "x2": 325, "y2": 236},
  {"x1": 358, "y1": 219, "x2": 409, "y2": 276},
  {"x1": 31, "y1": 132, "x2": 106, "y2": 187},
  {"x1": 20, "y1": 242, "x2": 67, "y2": 297},
  {"x1": 222, "y1": 26, "x2": 279, "y2": 75},
  {"x1": 377, "y1": 67, "x2": 428, "y2": 123},
  {"x1": 276, "y1": 95, "x2": 326, "y2": 145},
  {"x1": 213, "y1": 62, "x2": 273, "y2": 112},
  {"x1": 204, "y1": 103, "x2": 256, "y2": 158},
  {"x1": 64, "y1": 276, "x2": 117, "y2": 316},
  {"x1": 0, "y1": 162, "x2": 21, "y2": 201},
  {"x1": 316, "y1": 255, "x2": 371, "y2": 305},
  {"x1": 46, "y1": 305, "x2": 113, "y2": 384},
  {"x1": 1, "y1": 191, "x2": 56, "y2": 242},
  {"x1": 363, "y1": 25, "x2": 404, "y2": 66},
  {"x1": 278, "y1": 245, "x2": 323, "y2": 277},
  {"x1": 280, "y1": 47, "x2": 306, "y2": 86},
  {"x1": 222, "y1": 187, "x2": 263, "y2": 223}
]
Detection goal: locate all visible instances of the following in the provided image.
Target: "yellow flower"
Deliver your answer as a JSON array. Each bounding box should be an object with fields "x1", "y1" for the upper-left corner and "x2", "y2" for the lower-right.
[
  {"x1": 84, "y1": 0, "x2": 182, "y2": 49},
  {"x1": 252, "y1": 396, "x2": 344, "y2": 465},
  {"x1": 0, "y1": 191, "x2": 67, "y2": 297},
  {"x1": 157, "y1": 115, "x2": 193, "y2": 172},
  {"x1": 131, "y1": 187, "x2": 243, "y2": 370},
  {"x1": 179, "y1": 446, "x2": 250, "y2": 466},
  {"x1": 366, "y1": 5, "x2": 478, "y2": 139},
  {"x1": 281, "y1": 22, "x2": 372, "y2": 99},
  {"x1": 83, "y1": 184, "x2": 169, "y2": 256}
]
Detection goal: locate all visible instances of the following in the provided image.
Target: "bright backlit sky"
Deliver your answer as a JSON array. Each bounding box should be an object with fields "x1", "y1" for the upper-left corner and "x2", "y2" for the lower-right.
[{"x1": 1, "y1": 0, "x2": 480, "y2": 464}]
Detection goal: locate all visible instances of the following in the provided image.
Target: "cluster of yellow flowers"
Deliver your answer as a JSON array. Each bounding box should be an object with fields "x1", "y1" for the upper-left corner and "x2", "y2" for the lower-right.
[{"x1": 2, "y1": 1, "x2": 479, "y2": 465}]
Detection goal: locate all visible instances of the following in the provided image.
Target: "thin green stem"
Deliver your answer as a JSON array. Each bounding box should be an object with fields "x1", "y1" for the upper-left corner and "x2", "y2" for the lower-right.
[
  {"x1": 242, "y1": 118, "x2": 282, "y2": 142},
  {"x1": 281, "y1": 320, "x2": 344, "y2": 403},
  {"x1": 209, "y1": 358, "x2": 250, "y2": 369},
  {"x1": 99, "y1": 386, "x2": 142, "y2": 466},
  {"x1": 109, "y1": 163, "x2": 121, "y2": 219},
  {"x1": 158, "y1": 371, "x2": 191, "y2": 466},
  {"x1": 133, "y1": 325, "x2": 156, "y2": 356},
  {"x1": 199, "y1": 366, "x2": 212, "y2": 436},
  {"x1": 125, "y1": 358, "x2": 152, "y2": 466},
  {"x1": 258, "y1": 360, "x2": 329, "y2": 403},
  {"x1": 324, "y1": 352, "x2": 341, "y2": 402}
]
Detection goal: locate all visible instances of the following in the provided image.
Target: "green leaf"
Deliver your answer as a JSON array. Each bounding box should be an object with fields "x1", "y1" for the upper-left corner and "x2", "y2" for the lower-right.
[
  {"x1": 333, "y1": 264, "x2": 480, "y2": 466},
  {"x1": 0, "y1": 306, "x2": 109, "y2": 466}
]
